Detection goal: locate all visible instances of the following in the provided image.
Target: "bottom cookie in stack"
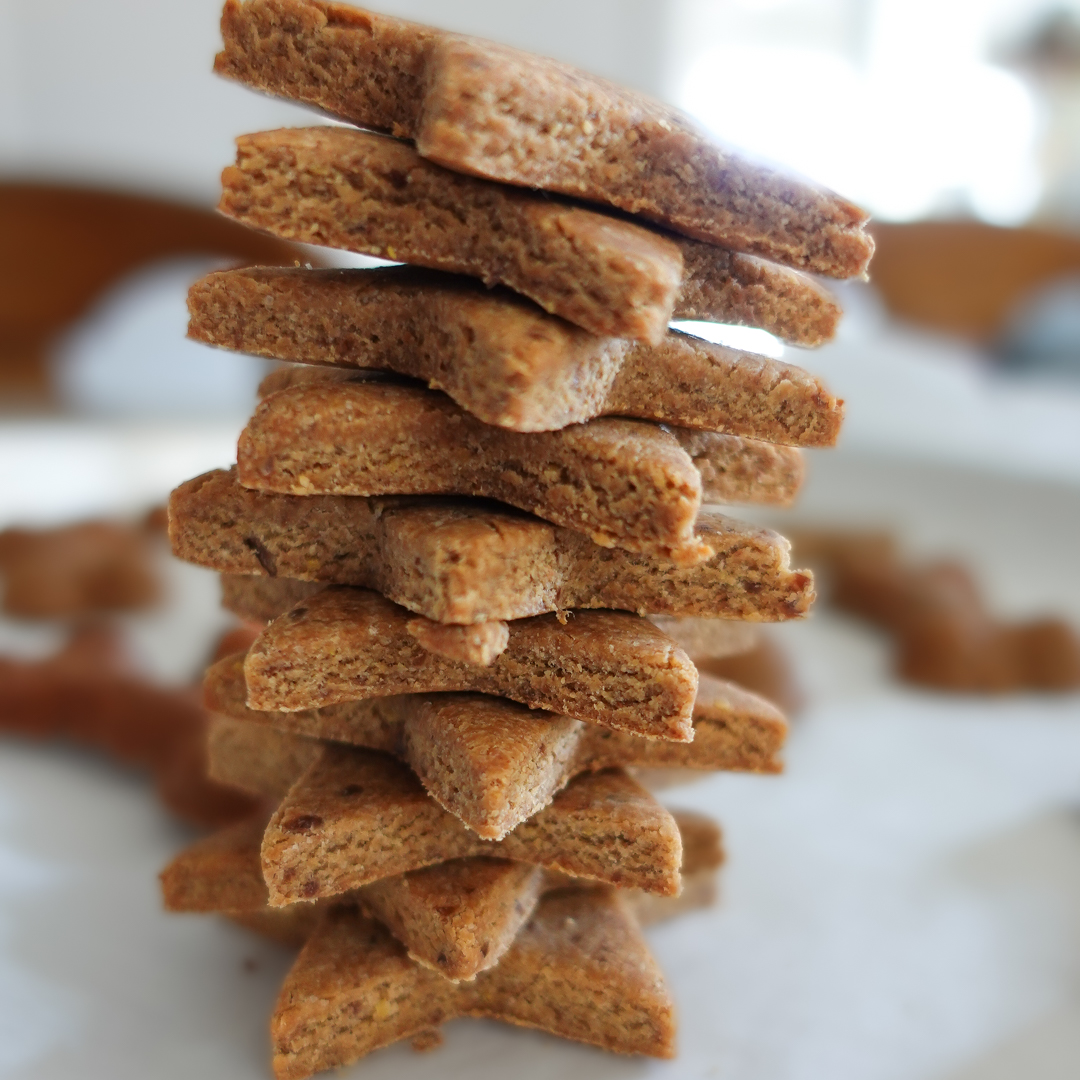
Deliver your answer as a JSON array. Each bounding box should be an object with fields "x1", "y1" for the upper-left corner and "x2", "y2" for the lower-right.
[
  {"x1": 165, "y1": 473, "x2": 792, "y2": 1075},
  {"x1": 162, "y1": 808, "x2": 723, "y2": 1074},
  {"x1": 163, "y1": 615, "x2": 781, "y2": 1075},
  {"x1": 162, "y1": 611, "x2": 770, "y2": 1074}
]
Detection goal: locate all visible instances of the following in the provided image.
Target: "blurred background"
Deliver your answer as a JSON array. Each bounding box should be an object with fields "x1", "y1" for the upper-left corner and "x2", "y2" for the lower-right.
[
  {"x1": 5, "y1": 0, "x2": 1080, "y2": 476},
  {"x1": 1, "y1": 3, "x2": 1079, "y2": 1080}
]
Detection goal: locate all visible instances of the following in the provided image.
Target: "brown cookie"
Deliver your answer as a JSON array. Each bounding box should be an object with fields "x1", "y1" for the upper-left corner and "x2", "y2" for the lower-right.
[
  {"x1": 0, "y1": 521, "x2": 160, "y2": 617},
  {"x1": 215, "y1": 0, "x2": 873, "y2": 278},
  {"x1": 236, "y1": 379, "x2": 803, "y2": 564},
  {"x1": 162, "y1": 809, "x2": 722, "y2": 977},
  {"x1": 171, "y1": 468, "x2": 815, "y2": 625},
  {"x1": 270, "y1": 888, "x2": 675, "y2": 1076},
  {"x1": 220, "y1": 126, "x2": 682, "y2": 342},
  {"x1": 0, "y1": 626, "x2": 256, "y2": 828},
  {"x1": 205, "y1": 659, "x2": 785, "y2": 836},
  {"x1": 218, "y1": 125, "x2": 861, "y2": 345},
  {"x1": 698, "y1": 633, "x2": 805, "y2": 717},
  {"x1": 187, "y1": 266, "x2": 844, "y2": 431},
  {"x1": 241, "y1": 586, "x2": 698, "y2": 741},
  {"x1": 648, "y1": 616, "x2": 758, "y2": 664},
  {"x1": 261, "y1": 746, "x2": 682, "y2": 904},
  {"x1": 798, "y1": 532, "x2": 1080, "y2": 693}
]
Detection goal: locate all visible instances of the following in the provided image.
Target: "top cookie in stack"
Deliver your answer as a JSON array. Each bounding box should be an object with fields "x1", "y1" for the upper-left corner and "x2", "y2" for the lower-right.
[
  {"x1": 164, "y1": 2, "x2": 869, "y2": 1077},
  {"x1": 212, "y1": 0, "x2": 873, "y2": 281}
]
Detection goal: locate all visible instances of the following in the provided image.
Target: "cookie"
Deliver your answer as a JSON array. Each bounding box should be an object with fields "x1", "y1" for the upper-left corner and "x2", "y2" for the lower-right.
[
  {"x1": 270, "y1": 888, "x2": 675, "y2": 1077},
  {"x1": 236, "y1": 379, "x2": 803, "y2": 564},
  {"x1": 0, "y1": 521, "x2": 160, "y2": 617},
  {"x1": 0, "y1": 626, "x2": 256, "y2": 828},
  {"x1": 242, "y1": 586, "x2": 698, "y2": 741},
  {"x1": 423, "y1": 611, "x2": 756, "y2": 673},
  {"x1": 187, "y1": 266, "x2": 843, "y2": 432},
  {"x1": 172, "y1": 468, "x2": 815, "y2": 624},
  {"x1": 405, "y1": 616, "x2": 508, "y2": 667},
  {"x1": 215, "y1": 0, "x2": 873, "y2": 278},
  {"x1": 206, "y1": 659, "x2": 786, "y2": 836},
  {"x1": 357, "y1": 857, "x2": 544, "y2": 981},
  {"x1": 161, "y1": 815, "x2": 541, "y2": 978},
  {"x1": 219, "y1": 575, "x2": 323, "y2": 624},
  {"x1": 220, "y1": 126, "x2": 681, "y2": 342},
  {"x1": 698, "y1": 633, "x2": 805, "y2": 717},
  {"x1": 162, "y1": 809, "x2": 721, "y2": 976},
  {"x1": 798, "y1": 532, "x2": 1080, "y2": 693},
  {"x1": 219, "y1": 126, "x2": 862, "y2": 346},
  {"x1": 833, "y1": 558, "x2": 1080, "y2": 692},
  {"x1": 261, "y1": 746, "x2": 682, "y2": 903},
  {"x1": 648, "y1": 616, "x2": 758, "y2": 663},
  {"x1": 208, "y1": 711, "x2": 326, "y2": 799}
]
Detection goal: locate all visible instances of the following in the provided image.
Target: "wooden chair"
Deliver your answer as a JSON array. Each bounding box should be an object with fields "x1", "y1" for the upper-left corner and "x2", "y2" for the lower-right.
[
  {"x1": 0, "y1": 183, "x2": 309, "y2": 405},
  {"x1": 4, "y1": 185, "x2": 1079, "y2": 403},
  {"x1": 869, "y1": 220, "x2": 1080, "y2": 343}
]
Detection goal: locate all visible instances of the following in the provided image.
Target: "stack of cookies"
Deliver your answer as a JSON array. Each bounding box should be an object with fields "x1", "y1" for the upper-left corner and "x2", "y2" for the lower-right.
[{"x1": 161, "y1": 2, "x2": 872, "y2": 1076}]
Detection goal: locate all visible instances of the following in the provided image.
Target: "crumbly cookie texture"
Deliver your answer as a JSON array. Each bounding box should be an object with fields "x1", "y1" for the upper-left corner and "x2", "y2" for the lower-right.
[
  {"x1": 214, "y1": 0, "x2": 873, "y2": 278},
  {"x1": 207, "y1": 711, "x2": 325, "y2": 799},
  {"x1": 206, "y1": 655, "x2": 786, "y2": 835},
  {"x1": 161, "y1": 810, "x2": 721, "y2": 978},
  {"x1": 187, "y1": 267, "x2": 841, "y2": 432},
  {"x1": 161, "y1": 815, "x2": 272, "y2": 915},
  {"x1": 171, "y1": 468, "x2": 815, "y2": 624},
  {"x1": 404, "y1": 617, "x2": 508, "y2": 667},
  {"x1": 241, "y1": 586, "x2": 698, "y2": 742},
  {"x1": 260, "y1": 746, "x2": 682, "y2": 904},
  {"x1": 235, "y1": 380, "x2": 802, "y2": 564},
  {"x1": 357, "y1": 858, "x2": 544, "y2": 981},
  {"x1": 219, "y1": 126, "x2": 682, "y2": 343},
  {"x1": 269, "y1": 889, "x2": 675, "y2": 1077},
  {"x1": 246, "y1": 332, "x2": 843, "y2": 447}
]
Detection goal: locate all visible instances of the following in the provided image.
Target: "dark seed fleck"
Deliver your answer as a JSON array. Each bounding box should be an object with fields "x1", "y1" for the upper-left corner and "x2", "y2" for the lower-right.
[
  {"x1": 242, "y1": 534, "x2": 277, "y2": 576},
  {"x1": 283, "y1": 814, "x2": 323, "y2": 832}
]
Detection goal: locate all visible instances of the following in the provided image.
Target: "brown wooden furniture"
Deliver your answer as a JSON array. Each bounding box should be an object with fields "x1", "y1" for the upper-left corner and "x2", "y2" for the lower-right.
[
  {"x1": 0, "y1": 183, "x2": 309, "y2": 405},
  {"x1": 5, "y1": 185, "x2": 1080, "y2": 404},
  {"x1": 869, "y1": 220, "x2": 1080, "y2": 343}
]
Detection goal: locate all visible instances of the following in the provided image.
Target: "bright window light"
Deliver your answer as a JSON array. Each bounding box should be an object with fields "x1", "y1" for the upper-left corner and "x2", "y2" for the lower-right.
[
  {"x1": 677, "y1": 6, "x2": 1042, "y2": 224},
  {"x1": 671, "y1": 321, "x2": 785, "y2": 359}
]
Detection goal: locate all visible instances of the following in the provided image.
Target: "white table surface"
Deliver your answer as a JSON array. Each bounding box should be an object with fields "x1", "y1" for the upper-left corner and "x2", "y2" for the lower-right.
[{"x1": 1, "y1": 435, "x2": 1078, "y2": 1080}]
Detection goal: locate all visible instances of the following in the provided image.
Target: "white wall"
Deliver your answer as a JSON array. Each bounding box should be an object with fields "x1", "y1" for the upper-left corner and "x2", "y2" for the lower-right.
[
  {"x1": 669, "y1": 0, "x2": 1074, "y2": 224},
  {"x1": 0, "y1": 0, "x2": 673, "y2": 207},
  {"x1": 4, "y1": 0, "x2": 1069, "y2": 224}
]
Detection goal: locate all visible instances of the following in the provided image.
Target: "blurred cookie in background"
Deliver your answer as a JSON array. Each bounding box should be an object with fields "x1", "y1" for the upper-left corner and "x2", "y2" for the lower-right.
[
  {"x1": 792, "y1": 528, "x2": 1080, "y2": 693},
  {"x1": 0, "y1": 621, "x2": 258, "y2": 827},
  {"x1": 0, "y1": 518, "x2": 162, "y2": 617}
]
